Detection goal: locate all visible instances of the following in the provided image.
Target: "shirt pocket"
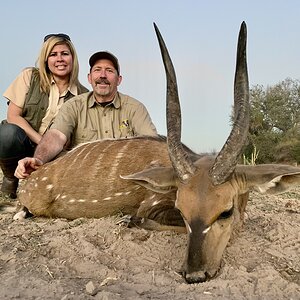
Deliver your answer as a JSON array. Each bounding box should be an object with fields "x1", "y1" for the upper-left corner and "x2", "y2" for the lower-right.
[
  {"x1": 118, "y1": 119, "x2": 134, "y2": 138},
  {"x1": 75, "y1": 128, "x2": 98, "y2": 144}
]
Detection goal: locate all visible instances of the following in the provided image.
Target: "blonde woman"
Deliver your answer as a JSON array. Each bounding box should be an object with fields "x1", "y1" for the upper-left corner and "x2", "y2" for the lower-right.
[{"x1": 0, "y1": 33, "x2": 88, "y2": 198}]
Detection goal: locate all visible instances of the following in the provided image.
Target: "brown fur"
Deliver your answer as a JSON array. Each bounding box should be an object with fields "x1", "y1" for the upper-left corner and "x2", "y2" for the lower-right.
[{"x1": 19, "y1": 136, "x2": 177, "y2": 219}]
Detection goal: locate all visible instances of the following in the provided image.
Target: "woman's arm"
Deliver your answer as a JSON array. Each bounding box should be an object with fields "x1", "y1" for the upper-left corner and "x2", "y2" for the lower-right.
[{"x1": 7, "y1": 101, "x2": 42, "y2": 144}]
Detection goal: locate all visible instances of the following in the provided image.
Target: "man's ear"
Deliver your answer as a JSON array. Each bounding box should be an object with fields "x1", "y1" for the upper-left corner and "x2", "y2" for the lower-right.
[
  {"x1": 117, "y1": 75, "x2": 122, "y2": 86},
  {"x1": 87, "y1": 73, "x2": 92, "y2": 84}
]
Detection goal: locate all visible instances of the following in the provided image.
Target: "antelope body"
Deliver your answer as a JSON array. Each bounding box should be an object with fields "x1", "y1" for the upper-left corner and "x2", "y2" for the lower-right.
[
  {"x1": 15, "y1": 23, "x2": 300, "y2": 283},
  {"x1": 19, "y1": 136, "x2": 180, "y2": 220}
]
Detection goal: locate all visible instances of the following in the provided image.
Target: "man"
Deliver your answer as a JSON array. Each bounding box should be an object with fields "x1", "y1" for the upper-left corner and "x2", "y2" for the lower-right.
[{"x1": 15, "y1": 51, "x2": 157, "y2": 179}]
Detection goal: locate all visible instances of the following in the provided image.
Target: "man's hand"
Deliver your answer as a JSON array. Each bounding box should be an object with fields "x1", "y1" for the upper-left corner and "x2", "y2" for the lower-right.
[{"x1": 14, "y1": 157, "x2": 43, "y2": 179}]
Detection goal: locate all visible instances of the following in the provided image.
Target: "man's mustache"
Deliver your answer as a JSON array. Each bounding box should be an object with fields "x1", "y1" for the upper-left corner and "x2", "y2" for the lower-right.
[{"x1": 95, "y1": 79, "x2": 110, "y2": 85}]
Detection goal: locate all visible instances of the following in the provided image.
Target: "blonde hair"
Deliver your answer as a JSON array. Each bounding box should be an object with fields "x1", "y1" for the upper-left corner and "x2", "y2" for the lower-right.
[{"x1": 36, "y1": 36, "x2": 80, "y2": 93}]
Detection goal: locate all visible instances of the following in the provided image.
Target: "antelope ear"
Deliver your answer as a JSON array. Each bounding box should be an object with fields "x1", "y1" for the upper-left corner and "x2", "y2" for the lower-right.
[
  {"x1": 120, "y1": 167, "x2": 177, "y2": 193},
  {"x1": 235, "y1": 164, "x2": 300, "y2": 195}
]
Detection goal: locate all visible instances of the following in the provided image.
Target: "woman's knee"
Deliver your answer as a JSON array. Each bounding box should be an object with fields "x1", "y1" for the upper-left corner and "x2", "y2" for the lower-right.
[{"x1": 0, "y1": 123, "x2": 29, "y2": 157}]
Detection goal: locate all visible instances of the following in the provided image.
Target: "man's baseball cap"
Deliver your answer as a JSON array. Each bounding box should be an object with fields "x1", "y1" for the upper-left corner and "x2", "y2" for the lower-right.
[{"x1": 89, "y1": 51, "x2": 120, "y2": 75}]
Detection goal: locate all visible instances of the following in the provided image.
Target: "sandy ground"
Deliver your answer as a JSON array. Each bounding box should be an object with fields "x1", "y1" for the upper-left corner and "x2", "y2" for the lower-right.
[{"x1": 0, "y1": 172, "x2": 299, "y2": 300}]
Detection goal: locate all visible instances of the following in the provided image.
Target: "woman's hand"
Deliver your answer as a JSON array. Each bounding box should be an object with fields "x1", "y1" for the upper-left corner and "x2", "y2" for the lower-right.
[{"x1": 14, "y1": 157, "x2": 43, "y2": 179}]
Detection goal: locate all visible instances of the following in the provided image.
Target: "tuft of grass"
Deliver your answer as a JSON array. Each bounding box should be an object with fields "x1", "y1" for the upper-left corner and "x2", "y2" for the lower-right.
[{"x1": 243, "y1": 146, "x2": 259, "y2": 165}]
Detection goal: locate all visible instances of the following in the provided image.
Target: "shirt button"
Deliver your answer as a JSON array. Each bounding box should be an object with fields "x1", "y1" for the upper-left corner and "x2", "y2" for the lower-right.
[
  {"x1": 103, "y1": 113, "x2": 106, "y2": 116},
  {"x1": 105, "y1": 130, "x2": 108, "y2": 133}
]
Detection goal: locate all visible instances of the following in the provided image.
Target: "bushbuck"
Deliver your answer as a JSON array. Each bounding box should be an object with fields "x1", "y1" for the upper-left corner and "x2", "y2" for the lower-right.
[{"x1": 9, "y1": 22, "x2": 300, "y2": 283}]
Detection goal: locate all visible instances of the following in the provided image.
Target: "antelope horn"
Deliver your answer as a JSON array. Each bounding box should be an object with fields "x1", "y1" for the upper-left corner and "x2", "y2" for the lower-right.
[
  {"x1": 154, "y1": 23, "x2": 196, "y2": 182},
  {"x1": 209, "y1": 21, "x2": 249, "y2": 185}
]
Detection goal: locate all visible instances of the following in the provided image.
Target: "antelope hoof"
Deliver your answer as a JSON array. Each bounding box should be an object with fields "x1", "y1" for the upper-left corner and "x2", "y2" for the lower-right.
[
  {"x1": 116, "y1": 215, "x2": 144, "y2": 228},
  {"x1": 182, "y1": 270, "x2": 209, "y2": 284},
  {"x1": 13, "y1": 206, "x2": 33, "y2": 221}
]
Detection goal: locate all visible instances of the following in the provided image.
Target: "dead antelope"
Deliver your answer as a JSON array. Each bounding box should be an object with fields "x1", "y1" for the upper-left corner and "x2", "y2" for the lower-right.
[{"x1": 12, "y1": 22, "x2": 300, "y2": 284}]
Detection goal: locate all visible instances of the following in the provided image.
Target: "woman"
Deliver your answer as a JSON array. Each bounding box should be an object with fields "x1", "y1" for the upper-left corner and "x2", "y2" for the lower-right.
[{"x1": 0, "y1": 33, "x2": 88, "y2": 199}]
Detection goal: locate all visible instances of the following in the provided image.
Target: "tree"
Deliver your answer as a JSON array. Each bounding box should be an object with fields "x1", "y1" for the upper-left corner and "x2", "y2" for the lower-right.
[{"x1": 244, "y1": 78, "x2": 300, "y2": 164}]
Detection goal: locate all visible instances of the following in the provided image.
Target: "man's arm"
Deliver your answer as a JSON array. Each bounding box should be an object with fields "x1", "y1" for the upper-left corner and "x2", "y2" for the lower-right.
[
  {"x1": 14, "y1": 129, "x2": 67, "y2": 179},
  {"x1": 33, "y1": 129, "x2": 67, "y2": 163}
]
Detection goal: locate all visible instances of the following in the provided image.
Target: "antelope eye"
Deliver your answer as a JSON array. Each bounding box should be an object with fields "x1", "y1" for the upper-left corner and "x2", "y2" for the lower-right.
[{"x1": 218, "y1": 206, "x2": 234, "y2": 220}]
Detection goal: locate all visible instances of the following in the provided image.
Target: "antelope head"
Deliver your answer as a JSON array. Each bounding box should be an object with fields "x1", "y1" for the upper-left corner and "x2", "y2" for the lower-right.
[{"x1": 154, "y1": 22, "x2": 249, "y2": 283}]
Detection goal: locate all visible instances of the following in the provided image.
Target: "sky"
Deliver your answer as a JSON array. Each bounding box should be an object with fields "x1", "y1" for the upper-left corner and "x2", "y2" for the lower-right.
[{"x1": 1, "y1": 0, "x2": 300, "y2": 153}]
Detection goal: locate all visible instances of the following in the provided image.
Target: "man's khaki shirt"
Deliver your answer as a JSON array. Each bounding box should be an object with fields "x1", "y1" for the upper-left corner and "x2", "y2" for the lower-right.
[{"x1": 51, "y1": 91, "x2": 157, "y2": 147}]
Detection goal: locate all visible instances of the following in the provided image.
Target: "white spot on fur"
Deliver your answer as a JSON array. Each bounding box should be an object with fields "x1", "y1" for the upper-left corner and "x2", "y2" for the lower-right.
[
  {"x1": 69, "y1": 199, "x2": 76, "y2": 203},
  {"x1": 149, "y1": 160, "x2": 160, "y2": 166},
  {"x1": 103, "y1": 197, "x2": 112, "y2": 201},
  {"x1": 114, "y1": 192, "x2": 123, "y2": 196},
  {"x1": 124, "y1": 191, "x2": 131, "y2": 195},
  {"x1": 61, "y1": 195, "x2": 67, "y2": 199},
  {"x1": 149, "y1": 194, "x2": 156, "y2": 200},
  {"x1": 202, "y1": 226, "x2": 211, "y2": 234},
  {"x1": 106, "y1": 147, "x2": 126, "y2": 180},
  {"x1": 41, "y1": 177, "x2": 48, "y2": 181},
  {"x1": 175, "y1": 190, "x2": 179, "y2": 208},
  {"x1": 185, "y1": 221, "x2": 192, "y2": 234},
  {"x1": 92, "y1": 200, "x2": 98, "y2": 203},
  {"x1": 182, "y1": 174, "x2": 189, "y2": 180},
  {"x1": 34, "y1": 183, "x2": 38, "y2": 188},
  {"x1": 116, "y1": 152, "x2": 124, "y2": 159},
  {"x1": 55, "y1": 194, "x2": 61, "y2": 200},
  {"x1": 152, "y1": 200, "x2": 161, "y2": 206},
  {"x1": 78, "y1": 199, "x2": 86, "y2": 202},
  {"x1": 46, "y1": 184, "x2": 53, "y2": 190}
]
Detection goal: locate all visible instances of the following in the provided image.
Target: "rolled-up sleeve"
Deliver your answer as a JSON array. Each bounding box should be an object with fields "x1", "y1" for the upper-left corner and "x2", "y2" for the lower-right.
[
  {"x1": 50, "y1": 99, "x2": 78, "y2": 141},
  {"x1": 3, "y1": 68, "x2": 32, "y2": 108}
]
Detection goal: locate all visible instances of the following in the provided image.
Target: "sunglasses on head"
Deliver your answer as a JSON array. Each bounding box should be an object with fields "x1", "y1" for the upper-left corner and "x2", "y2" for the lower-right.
[{"x1": 43, "y1": 33, "x2": 71, "y2": 42}]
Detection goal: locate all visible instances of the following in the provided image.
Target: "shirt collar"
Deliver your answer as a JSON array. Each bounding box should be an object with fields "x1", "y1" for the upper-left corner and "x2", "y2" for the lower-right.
[
  {"x1": 89, "y1": 92, "x2": 121, "y2": 108},
  {"x1": 51, "y1": 76, "x2": 78, "y2": 96}
]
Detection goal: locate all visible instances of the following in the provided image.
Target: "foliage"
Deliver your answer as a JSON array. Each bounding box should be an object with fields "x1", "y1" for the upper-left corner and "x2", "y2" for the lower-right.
[
  {"x1": 244, "y1": 78, "x2": 300, "y2": 164},
  {"x1": 243, "y1": 146, "x2": 259, "y2": 165}
]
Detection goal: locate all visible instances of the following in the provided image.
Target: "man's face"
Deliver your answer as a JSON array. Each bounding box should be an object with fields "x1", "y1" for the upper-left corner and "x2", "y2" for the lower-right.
[{"x1": 88, "y1": 59, "x2": 122, "y2": 102}]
